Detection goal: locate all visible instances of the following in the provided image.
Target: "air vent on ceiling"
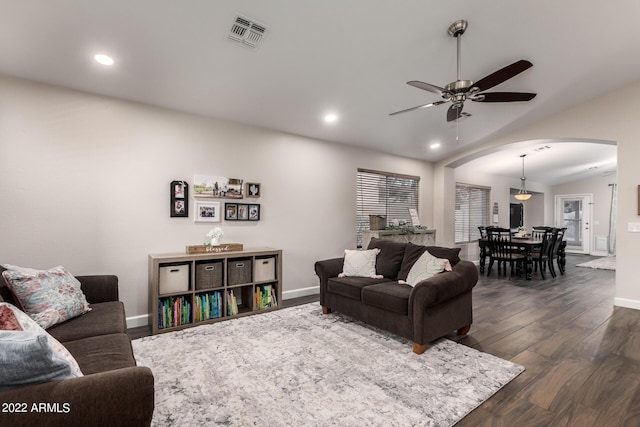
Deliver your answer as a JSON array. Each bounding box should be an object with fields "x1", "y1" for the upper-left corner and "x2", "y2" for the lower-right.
[
  {"x1": 228, "y1": 15, "x2": 269, "y2": 49},
  {"x1": 534, "y1": 145, "x2": 551, "y2": 152}
]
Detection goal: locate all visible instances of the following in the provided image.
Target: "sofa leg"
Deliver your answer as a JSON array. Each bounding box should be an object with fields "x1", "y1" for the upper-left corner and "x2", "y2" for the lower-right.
[
  {"x1": 412, "y1": 342, "x2": 429, "y2": 354},
  {"x1": 322, "y1": 306, "x2": 332, "y2": 315},
  {"x1": 457, "y1": 324, "x2": 471, "y2": 336}
]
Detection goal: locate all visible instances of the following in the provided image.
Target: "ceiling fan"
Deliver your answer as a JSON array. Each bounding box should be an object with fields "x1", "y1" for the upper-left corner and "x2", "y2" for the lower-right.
[{"x1": 390, "y1": 19, "x2": 536, "y2": 122}]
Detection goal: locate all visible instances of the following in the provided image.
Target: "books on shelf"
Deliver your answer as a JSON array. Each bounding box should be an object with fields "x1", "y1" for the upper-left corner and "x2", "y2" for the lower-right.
[
  {"x1": 226, "y1": 290, "x2": 239, "y2": 316},
  {"x1": 194, "y1": 291, "x2": 223, "y2": 322},
  {"x1": 255, "y1": 284, "x2": 277, "y2": 310},
  {"x1": 158, "y1": 295, "x2": 192, "y2": 329}
]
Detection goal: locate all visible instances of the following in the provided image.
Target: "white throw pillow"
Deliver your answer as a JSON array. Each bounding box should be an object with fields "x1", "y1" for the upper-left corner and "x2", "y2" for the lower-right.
[
  {"x1": 0, "y1": 302, "x2": 83, "y2": 391},
  {"x1": 339, "y1": 249, "x2": 382, "y2": 278},
  {"x1": 402, "y1": 250, "x2": 450, "y2": 287}
]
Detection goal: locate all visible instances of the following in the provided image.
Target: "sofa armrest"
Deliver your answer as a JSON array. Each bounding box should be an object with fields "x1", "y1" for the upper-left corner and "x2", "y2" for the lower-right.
[
  {"x1": 408, "y1": 260, "x2": 478, "y2": 318},
  {"x1": 0, "y1": 366, "x2": 154, "y2": 427},
  {"x1": 314, "y1": 257, "x2": 344, "y2": 306},
  {"x1": 76, "y1": 275, "x2": 119, "y2": 304}
]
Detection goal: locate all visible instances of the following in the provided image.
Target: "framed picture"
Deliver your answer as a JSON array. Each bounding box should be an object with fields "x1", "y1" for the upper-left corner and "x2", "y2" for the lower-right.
[
  {"x1": 193, "y1": 176, "x2": 244, "y2": 199},
  {"x1": 245, "y1": 182, "x2": 261, "y2": 198},
  {"x1": 194, "y1": 200, "x2": 221, "y2": 223},
  {"x1": 226, "y1": 178, "x2": 244, "y2": 199},
  {"x1": 248, "y1": 204, "x2": 260, "y2": 221},
  {"x1": 238, "y1": 204, "x2": 249, "y2": 221},
  {"x1": 170, "y1": 181, "x2": 189, "y2": 217},
  {"x1": 225, "y1": 203, "x2": 238, "y2": 220}
]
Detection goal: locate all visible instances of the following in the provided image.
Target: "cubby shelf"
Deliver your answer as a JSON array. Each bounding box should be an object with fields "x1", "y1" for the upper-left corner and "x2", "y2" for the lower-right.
[{"x1": 148, "y1": 248, "x2": 282, "y2": 335}]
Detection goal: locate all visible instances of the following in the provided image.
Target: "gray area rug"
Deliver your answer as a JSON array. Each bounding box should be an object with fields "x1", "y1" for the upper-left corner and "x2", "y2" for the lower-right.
[
  {"x1": 133, "y1": 303, "x2": 524, "y2": 427},
  {"x1": 576, "y1": 256, "x2": 616, "y2": 270}
]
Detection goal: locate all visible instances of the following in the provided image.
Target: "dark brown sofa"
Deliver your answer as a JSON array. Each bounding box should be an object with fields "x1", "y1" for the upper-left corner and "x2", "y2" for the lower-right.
[
  {"x1": 315, "y1": 238, "x2": 478, "y2": 354},
  {"x1": 0, "y1": 270, "x2": 154, "y2": 427}
]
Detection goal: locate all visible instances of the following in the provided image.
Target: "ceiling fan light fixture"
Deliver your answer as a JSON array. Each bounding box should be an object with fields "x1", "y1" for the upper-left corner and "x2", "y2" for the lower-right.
[{"x1": 514, "y1": 154, "x2": 532, "y2": 201}]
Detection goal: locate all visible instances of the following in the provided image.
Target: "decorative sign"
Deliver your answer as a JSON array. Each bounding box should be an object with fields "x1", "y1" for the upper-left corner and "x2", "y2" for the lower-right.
[
  {"x1": 408, "y1": 208, "x2": 420, "y2": 226},
  {"x1": 186, "y1": 243, "x2": 244, "y2": 254}
]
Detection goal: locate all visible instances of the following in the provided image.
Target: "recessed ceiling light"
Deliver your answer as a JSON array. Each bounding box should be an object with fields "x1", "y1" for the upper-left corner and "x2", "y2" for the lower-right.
[
  {"x1": 323, "y1": 113, "x2": 338, "y2": 124},
  {"x1": 430, "y1": 142, "x2": 441, "y2": 150},
  {"x1": 94, "y1": 53, "x2": 114, "y2": 66}
]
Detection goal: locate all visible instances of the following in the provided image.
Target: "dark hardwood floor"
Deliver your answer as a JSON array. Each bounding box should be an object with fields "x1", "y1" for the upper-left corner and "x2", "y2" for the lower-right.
[
  {"x1": 130, "y1": 254, "x2": 634, "y2": 426},
  {"x1": 454, "y1": 254, "x2": 636, "y2": 427}
]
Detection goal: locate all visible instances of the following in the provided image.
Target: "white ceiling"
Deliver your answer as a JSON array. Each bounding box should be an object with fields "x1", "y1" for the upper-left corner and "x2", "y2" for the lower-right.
[{"x1": 1, "y1": 0, "x2": 634, "y2": 184}]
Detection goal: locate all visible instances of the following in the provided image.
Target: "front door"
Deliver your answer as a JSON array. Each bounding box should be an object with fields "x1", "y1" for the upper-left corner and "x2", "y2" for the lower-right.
[{"x1": 555, "y1": 194, "x2": 592, "y2": 254}]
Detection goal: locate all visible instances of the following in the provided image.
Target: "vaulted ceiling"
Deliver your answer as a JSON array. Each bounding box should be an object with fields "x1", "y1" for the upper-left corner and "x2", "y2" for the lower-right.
[{"x1": 1, "y1": 1, "x2": 635, "y2": 183}]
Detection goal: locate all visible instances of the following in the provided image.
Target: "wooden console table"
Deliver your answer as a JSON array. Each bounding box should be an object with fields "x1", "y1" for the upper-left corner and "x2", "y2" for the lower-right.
[{"x1": 362, "y1": 229, "x2": 436, "y2": 249}]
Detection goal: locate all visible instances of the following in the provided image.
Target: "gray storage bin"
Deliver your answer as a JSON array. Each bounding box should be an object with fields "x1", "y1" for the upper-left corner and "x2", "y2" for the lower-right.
[
  {"x1": 254, "y1": 257, "x2": 276, "y2": 282},
  {"x1": 195, "y1": 261, "x2": 223, "y2": 290},
  {"x1": 227, "y1": 258, "x2": 252, "y2": 285},
  {"x1": 159, "y1": 263, "x2": 190, "y2": 294}
]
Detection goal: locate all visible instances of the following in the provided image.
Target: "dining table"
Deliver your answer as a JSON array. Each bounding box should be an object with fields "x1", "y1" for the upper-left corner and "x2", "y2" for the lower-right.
[{"x1": 479, "y1": 236, "x2": 543, "y2": 280}]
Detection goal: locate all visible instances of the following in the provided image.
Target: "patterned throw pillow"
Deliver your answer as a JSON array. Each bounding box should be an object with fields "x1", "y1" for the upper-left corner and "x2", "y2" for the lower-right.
[
  {"x1": 0, "y1": 302, "x2": 83, "y2": 391},
  {"x1": 2, "y1": 265, "x2": 91, "y2": 329},
  {"x1": 401, "y1": 250, "x2": 450, "y2": 287},
  {"x1": 339, "y1": 249, "x2": 382, "y2": 278}
]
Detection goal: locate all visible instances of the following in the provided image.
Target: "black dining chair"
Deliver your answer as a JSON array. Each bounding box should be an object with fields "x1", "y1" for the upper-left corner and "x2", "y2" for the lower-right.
[
  {"x1": 530, "y1": 229, "x2": 555, "y2": 279},
  {"x1": 548, "y1": 227, "x2": 566, "y2": 277},
  {"x1": 531, "y1": 227, "x2": 550, "y2": 240},
  {"x1": 486, "y1": 227, "x2": 526, "y2": 278}
]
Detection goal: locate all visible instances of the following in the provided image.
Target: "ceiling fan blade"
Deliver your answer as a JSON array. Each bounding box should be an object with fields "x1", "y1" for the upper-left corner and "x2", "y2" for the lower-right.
[
  {"x1": 473, "y1": 92, "x2": 537, "y2": 102},
  {"x1": 407, "y1": 81, "x2": 447, "y2": 96},
  {"x1": 389, "y1": 101, "x2": 447, "y2": 116},
  {"x1": 447, "y1": 103, "x2": 463, "y2": 122},
  {"x1": 472, "y1": 60, "x2": 533, "y2": 92}
]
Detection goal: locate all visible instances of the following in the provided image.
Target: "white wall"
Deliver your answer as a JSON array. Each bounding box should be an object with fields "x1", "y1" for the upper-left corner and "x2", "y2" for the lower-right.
[
  {"x1": 0, "y1": 75, "x2": 434, "y2": 324},
  {"x1": 433, "y1": 78, "x2": 640, "y2": 310}
]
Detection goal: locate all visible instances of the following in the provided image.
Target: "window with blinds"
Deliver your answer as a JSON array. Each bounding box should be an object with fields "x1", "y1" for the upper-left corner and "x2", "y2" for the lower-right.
[
  {"x1": 455, "y1": 183, "x2": 490, "y2": 243},
  {"x1": 356, "y1": 169, "x2": 420, "y2": 248}
]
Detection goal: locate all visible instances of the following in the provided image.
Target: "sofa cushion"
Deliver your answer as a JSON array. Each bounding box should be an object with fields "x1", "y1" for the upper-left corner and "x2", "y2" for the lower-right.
[
  {"x1": 47, "y1": 301, "x2": 127, "y2": 343},
  {"x1": 327, "y1": 277, "x2": 390, "y2": 301},
  {"x1": 398, "y1": 243, "x2": 461, "y2": 281},
  {"x1": 2, "y1": 265, "x2": 91, "y2": 329},
  {"x1": 361, "y1": 282, "x2": 411, "y2": 315},
  {"x1": 63, "y1": 333, "x2": 137, "y2": 375},
  {"x1": 367, "y1": 238, "x2": 407, "y2": 279},
  {"x1": 0, "y1": 302, "x2": 83, "y2": 392}
]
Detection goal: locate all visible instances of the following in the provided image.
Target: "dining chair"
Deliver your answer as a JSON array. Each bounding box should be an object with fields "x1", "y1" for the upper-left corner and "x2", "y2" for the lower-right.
[
  {"x1": 531, "y1": 227, "x2": 550, "y2": 240},
  {"x1": 548, "y1": 227, "x2": 566, "y2": 277},
  {"x1": 486, "y1": 227, "x2": 526, "y2": 277},
  {"x1": 477, "y1": 226, "x2": 490, "y2": 274},
  {"x1": 530, "y1": 229, "x2": 554, "y2": 279}
]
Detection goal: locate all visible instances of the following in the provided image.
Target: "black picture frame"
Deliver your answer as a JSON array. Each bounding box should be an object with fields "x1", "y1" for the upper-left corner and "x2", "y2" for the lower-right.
[
  {"x1": 248, "y1": 204, "x2": 260, "y2": 221},
  {"x1": 225, "y1": 203, "x2": 238, "y2": 220},
  {"x1": 237, "y1": 204, "x2": 249, "y2": 221},
  {"x1": 170, "y1": 181, "x2": 189, "y2": 217}
]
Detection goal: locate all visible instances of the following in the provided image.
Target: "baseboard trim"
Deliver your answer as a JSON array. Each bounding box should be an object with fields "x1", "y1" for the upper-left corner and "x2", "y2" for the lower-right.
[
  {"x1": 126, "y1": 313, "x2": 150, "y2": 329},
  {"x1": 614, "y1": 297, "x2": 640, "y2": 311},
  {"x1": 590, "y1": 251, "x2": 609, "y2": 257},
  {"x1": 283, "y1": 286, "x2": 319, "y2": 300}
]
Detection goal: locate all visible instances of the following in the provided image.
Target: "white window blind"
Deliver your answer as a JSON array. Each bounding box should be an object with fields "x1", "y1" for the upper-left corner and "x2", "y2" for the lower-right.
[
  {"x1": 356, "y1": 169, "x2": 420, "y2": 248},
  {"x1": 455, "y1": 183, "x2": 490, "y2": 243}
]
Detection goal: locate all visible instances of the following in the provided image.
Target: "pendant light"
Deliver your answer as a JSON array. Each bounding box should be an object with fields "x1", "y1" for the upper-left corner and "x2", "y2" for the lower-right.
[{"x1": 514, "y1": 154, "x2": 532, "y2": 201}]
